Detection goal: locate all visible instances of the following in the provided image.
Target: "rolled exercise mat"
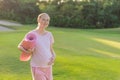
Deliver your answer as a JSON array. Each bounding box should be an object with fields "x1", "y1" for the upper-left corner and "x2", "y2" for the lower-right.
[{"x1": 20, "y1": 33, "x2": 36, "y2": 61}]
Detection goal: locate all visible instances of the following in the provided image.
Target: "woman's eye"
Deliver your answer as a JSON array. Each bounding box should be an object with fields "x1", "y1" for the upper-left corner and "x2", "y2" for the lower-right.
[
  {"x1": 42, "y1": 18, "x2": 49, "y2": 22},
  {"x1": 43, "y1": 19, "x2": 45, "y2": 21}
]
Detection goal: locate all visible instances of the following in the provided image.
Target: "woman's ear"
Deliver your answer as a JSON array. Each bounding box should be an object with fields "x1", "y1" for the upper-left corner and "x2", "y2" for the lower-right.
[{"x1": 37, "y1": 17, "x2": 39, "y2": 23}]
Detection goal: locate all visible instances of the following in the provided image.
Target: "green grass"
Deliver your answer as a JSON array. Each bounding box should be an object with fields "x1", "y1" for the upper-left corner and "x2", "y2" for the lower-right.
[{"x1": 0, "y1": 25, "x2": 120, "y2": 80}]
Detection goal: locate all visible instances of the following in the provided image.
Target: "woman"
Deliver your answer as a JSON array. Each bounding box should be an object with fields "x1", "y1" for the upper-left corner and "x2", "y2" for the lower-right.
[{"x1": 18, "y1": 13, "x2": 56, "y2": 80}]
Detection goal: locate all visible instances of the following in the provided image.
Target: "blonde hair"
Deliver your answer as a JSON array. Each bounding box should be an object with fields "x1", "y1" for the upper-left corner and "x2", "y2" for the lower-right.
[
  {"x1": 36, "y1": 13, "x2": 50, "y2": 29},
  {"x1": 37, "y1": 13, "x2": 50, "y2": 22}
]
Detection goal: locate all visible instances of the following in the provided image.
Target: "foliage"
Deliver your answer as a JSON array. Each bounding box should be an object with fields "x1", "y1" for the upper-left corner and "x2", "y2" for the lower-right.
[
  {"x1": 0, "y1": 0, "x2": 120, "y2": 28},
  {"x1": 16, "y1": 2, "x2": 40, "y2": 24},
  {"x1": 0, "y1": 0, "x2": 40, "y2": 24}
]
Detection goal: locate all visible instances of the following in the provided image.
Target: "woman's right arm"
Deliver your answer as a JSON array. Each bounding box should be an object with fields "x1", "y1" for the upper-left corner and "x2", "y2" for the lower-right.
[
  {"x1": 18, "y1": 44, "x2": 35, "y2": 54},
  {"x1": 18, "y1": 45, "x2": 29, "y2": 53},
  {"x1": 18, "y1": 32, "x2": 35, "y2": 54}
]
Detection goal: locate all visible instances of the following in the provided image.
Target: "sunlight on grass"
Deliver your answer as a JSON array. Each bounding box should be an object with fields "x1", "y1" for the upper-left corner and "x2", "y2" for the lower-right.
[
  {"x1": 89, "y1": 48, "x2": 120, "y2": 58},
  {"x1": 0, "y1": 27, "x2": 120, "y2": 80},
  {"x1": 92, "y1": 38, "x2": 120, "y2": 49}
]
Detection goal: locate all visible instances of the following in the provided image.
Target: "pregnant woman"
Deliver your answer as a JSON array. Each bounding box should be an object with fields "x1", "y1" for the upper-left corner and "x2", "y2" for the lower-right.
[{"x1": 18, "y1": 13, "x2": 56, "y2": 80}]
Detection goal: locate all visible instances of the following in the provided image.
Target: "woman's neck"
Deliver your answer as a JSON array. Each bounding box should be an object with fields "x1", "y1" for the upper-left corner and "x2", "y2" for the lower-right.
[{"x1": 36, "y1": 26, "x2": 47, "y2": 35}]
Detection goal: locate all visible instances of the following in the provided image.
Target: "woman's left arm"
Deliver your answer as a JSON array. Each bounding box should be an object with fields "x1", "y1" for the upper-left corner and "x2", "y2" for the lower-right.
[
  {"x1": 48, "y1": 44, "x2": 56, "y2": 65},
  {"x1": 50, "y1": 44, "x2": 56, "y2": 58}
]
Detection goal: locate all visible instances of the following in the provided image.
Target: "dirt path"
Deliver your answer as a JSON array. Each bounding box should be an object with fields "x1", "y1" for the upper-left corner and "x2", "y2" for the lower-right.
[
  {"x1": 0, "y1": 26, "x2": 14, "y2": 31},
  {"x1": 0, "y1": 20, "x2": 22, "y2": 32}
]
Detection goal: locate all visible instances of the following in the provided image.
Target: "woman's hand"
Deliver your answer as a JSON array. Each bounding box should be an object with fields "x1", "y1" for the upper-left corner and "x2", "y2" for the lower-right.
[
  {"x1": 18, "y1": 45, "x2": 35, "y2": 54},
  {"x1": 26, "y1": 47, "x2": 35, "y2": 54},
  {"x1": 48, "y1": 56, "x2": 55, "y2": 65}
]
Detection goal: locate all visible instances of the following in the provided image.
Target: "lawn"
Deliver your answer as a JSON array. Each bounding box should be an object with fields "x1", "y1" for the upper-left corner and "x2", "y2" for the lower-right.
[{"x1": 0, "y1": 25, "x2": 120, "y2": 80}]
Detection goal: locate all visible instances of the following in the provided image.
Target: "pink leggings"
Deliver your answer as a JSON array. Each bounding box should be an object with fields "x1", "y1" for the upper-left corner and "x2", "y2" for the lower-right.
[{"x1": 31, "y1": 66, "x2": 53, "y2": 80}]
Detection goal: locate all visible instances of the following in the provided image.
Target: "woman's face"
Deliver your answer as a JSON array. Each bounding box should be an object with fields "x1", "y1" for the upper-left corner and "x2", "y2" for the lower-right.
[{"x1": 38, "y1": 14, "x2": 50, "y2": 28}]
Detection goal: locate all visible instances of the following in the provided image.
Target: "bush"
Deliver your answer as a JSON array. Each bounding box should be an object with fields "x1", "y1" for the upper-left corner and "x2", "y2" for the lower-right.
[
  {"x1": 16, "y1": 2, "x2": 40, "y2": 24},
  {"x1": 0, "y1": 0, "x2": 40, "y2": 24},
  {"x1": 42, "y1": 0, "x2": 120, "y2": 28},
  {"x1": 0, "y1": 0, "x2": 120, "y2": 28}
]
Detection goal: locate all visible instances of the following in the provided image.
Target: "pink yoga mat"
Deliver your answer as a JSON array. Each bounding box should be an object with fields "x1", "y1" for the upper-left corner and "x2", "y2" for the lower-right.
[{"x1": 20, "y1": 33, "x2": 36, "y2": 61}]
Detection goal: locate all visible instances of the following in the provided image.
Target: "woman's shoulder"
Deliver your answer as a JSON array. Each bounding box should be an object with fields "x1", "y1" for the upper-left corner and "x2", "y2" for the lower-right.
[
  {"x1": 46, "y1": 31, "x2": 53, "y2": 34},
  {"x1": 46, "y1": 31, "x2": 53, "y2": 36},
  {"x1": 25, "y1": 30, "x2": 37, "y2": 36},
  {"x1": 46, "y1": 31, "x2": 51, "y2": 34},
  {"x1": 28, "y1": 30, "x2": 37, "y2": 34}
]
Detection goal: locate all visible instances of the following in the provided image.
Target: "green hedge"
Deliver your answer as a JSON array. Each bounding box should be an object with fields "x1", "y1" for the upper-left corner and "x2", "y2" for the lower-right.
[
  {"x1": 0, "y1": 0, "x2": 40, "y2": 24},
  {"x1": 0, "y1": 0, "x2": 120, "y2": 28}
]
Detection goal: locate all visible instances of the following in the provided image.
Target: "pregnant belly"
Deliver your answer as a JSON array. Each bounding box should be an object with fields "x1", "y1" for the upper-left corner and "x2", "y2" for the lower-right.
[{"x1": 31, "y1": 54, "x2": 52, "y2": 66}]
